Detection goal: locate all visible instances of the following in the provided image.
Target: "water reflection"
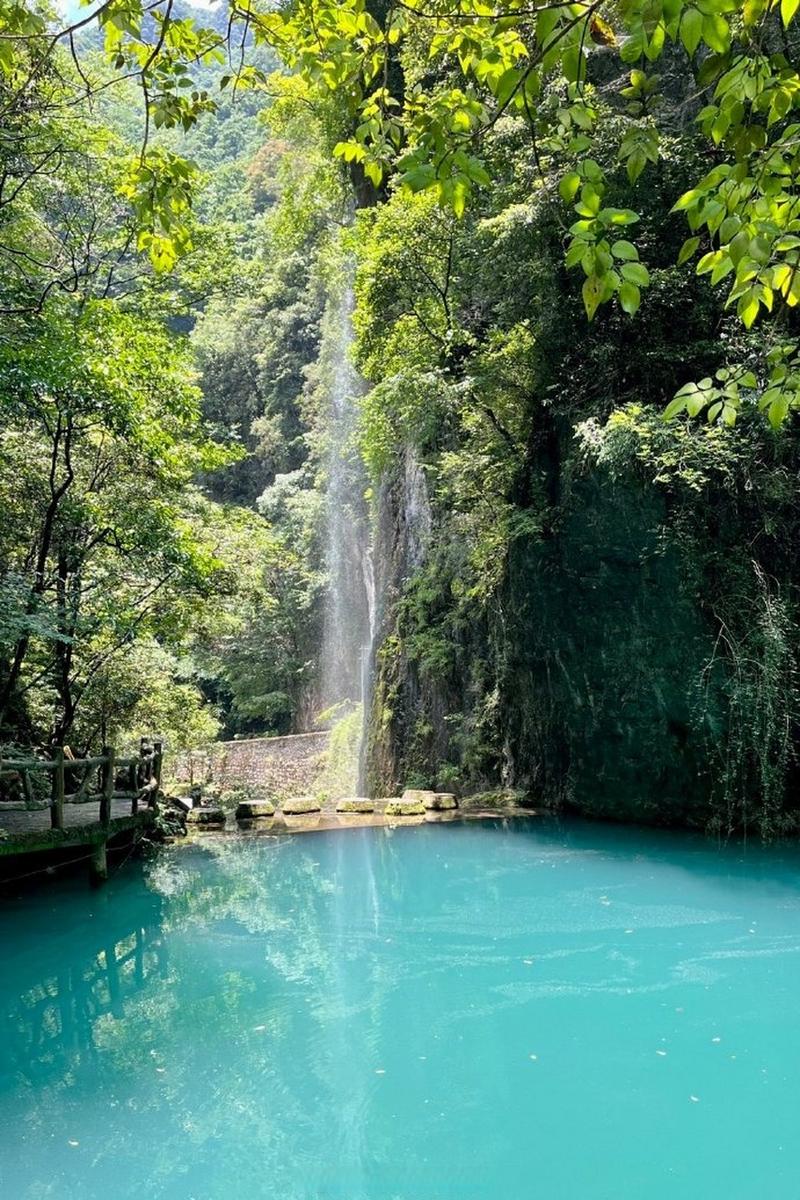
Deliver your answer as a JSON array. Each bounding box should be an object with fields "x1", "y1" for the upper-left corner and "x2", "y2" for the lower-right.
[
  {"x1": 3, "y1": 820, "x2": 800, "y2": 1199},
  {"x1": 0, "y1": 830, "x2": 405, "y2": 1199}
]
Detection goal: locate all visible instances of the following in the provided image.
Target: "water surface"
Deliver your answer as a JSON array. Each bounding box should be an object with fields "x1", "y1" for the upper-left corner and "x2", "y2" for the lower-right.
[{"x1": 1, "y1": 818, "x2": 799, "y2": 1199}]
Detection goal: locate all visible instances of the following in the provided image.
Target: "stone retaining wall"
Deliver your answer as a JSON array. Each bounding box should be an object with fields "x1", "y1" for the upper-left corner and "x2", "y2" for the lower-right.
[{"x1": 172, "y1": 732, "x2": 330, "y2": 799}]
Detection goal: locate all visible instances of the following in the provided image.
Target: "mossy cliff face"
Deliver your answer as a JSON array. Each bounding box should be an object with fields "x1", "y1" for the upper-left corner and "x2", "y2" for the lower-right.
[
  {"x1": 364, "y1": 429, "x2": 799, "y2": 834},
  {"x1": 497, "y1": 468, "x2": 715, "y2": 825},
  {"x1": 354, "y1": 125, "x2": 799, "y2": 836}
]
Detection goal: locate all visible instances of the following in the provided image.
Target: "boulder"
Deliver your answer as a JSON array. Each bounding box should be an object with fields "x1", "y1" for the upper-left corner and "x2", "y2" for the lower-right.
[
  {"x1": 401, "y1": 789, "x2": 437, "y2": 807},
  {"x1": 281, "y1": 797, "x2": 321, "y2": 815},
  {"x1": 185, "y1": 805, "x2": 225, "y2": 828},
  {"x1": 235, "y1": 799, "x2": 276, "y2": 820},
  {"x1": 428, "y1": 792, "x2": 458, "y2": 811},
  {"x1": 385, "y1": 799, "x2": 426, "y2": 816},
  {"x1": 336, "y1": 798, "x2": 375, "y2": 813}
]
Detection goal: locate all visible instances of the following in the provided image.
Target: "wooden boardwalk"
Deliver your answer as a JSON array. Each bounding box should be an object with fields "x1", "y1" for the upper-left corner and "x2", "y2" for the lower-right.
[
  {"x1": 0, "y1": 796, "x2": 151, "y2": 837},
  {"x1": 0, "y1": 741, "x2": 161, "y2": 880}
]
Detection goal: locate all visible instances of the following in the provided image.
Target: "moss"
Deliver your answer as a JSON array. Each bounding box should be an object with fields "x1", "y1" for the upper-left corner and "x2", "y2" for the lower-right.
[
  {"x1": 235, "y1": 799, "x2": 276, "y2": 819},
  {"x1": 185, "y1": 806, "x2": 225, "y2": 826},
  {"x1": 385, "y1": 799, "x2": 426, "y2": 816},
  {"x1": 281, "y1": 797, "x2": 321, "y2": 815},
  {"x1": 336, "y1": 798, "x2": 375, "y2": 813},
  {"x1": 401, "y1": 788, "x2": 436, "y2": 805},
  {"x1": 460, "y1": 789, "x2": 528, "y2": 810},
  {"x1": 429, "y1": 792, "x2": 458, "y2": 810}
]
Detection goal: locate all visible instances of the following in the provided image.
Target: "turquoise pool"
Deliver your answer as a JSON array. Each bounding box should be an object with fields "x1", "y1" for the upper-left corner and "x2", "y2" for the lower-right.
[{"x1": 1, "y1": 818, "x2": 799, "y2": 1198}]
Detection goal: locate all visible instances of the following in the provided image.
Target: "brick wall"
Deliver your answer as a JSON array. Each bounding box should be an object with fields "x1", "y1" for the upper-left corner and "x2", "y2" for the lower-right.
[{"x1": 171, "y1": 732, "x2": 330, "y2": 799}]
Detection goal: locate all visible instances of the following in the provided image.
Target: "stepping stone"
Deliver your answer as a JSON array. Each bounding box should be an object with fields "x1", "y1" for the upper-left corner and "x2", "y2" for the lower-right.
[
  {"x1": 185, "y1": 806, "x2": 225, "y2": 828},
  {"x1": 426, "y1": 793, "x2": 458, "y2": 811},
  {"x1": 235, "y1": 799, "x2": 276, "y2": 820},
  {"x1": 385, "y1": 799, "x2": 426, "y2": 816},
  {"x1": 401, "y1": 789, "x2": 436, "y2": 807},
  {"x1": 336, "y1": 798, "x2": 375, "y2": 813},
  {"x1": 281, "y1": 797, "x2": 321, "y2": 816}
]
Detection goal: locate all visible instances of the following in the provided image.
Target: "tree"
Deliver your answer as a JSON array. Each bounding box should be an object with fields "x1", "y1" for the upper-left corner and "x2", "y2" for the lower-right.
[
  {"x1": 11, "y1": 0, "x2": 800, "y2": 422},
  {"x1": 0, "y1": 298, "x2": 235, "y2": 745}
]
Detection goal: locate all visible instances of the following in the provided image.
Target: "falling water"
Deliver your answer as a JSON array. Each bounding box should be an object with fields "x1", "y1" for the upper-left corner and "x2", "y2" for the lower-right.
[
  {"x1": 318, "y1": 273, "x2": 432, "y2": 797},
  {"x1": 319, "y1": 278, "x2": 375, "y2": 751}
]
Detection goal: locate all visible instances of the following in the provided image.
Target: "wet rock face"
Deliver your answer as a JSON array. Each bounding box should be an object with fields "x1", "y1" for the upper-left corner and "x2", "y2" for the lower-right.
[{"x1": 364, "y1": 441, "x2": 733, "y2": 826}]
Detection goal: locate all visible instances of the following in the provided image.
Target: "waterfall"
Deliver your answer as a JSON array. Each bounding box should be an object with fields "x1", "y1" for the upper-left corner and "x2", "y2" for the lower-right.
[
  {"x1": 318, "y1": 277, "x2": 375, "y2": 791},
  {"x1": 317, "y1": 273, "x2": 432, "y2": 798}
]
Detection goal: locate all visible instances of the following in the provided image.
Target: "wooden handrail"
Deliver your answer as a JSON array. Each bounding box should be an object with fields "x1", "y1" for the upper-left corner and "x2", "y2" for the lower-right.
[{"x1": 0, "y1": 739, "x2": 164, "y2": 820}]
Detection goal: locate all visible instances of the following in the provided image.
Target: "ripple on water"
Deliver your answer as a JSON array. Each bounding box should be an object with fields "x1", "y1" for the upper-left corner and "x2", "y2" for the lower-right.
[{"x1": 1, "y1": 819, "x2": 800, "y2": 1200}]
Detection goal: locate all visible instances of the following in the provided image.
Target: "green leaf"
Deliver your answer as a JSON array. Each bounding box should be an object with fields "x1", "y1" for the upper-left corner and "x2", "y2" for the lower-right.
[
  {"x1": 663, "y1": 397, "x2": 687, "y2": 420},
  {"x1": 737, "y1": 289, "x2": 760, "y2": 328},
  {"x1": 672, "y1": 188, "x2": 704, "y2": 213},
  {"x1": 559, "y1": 172, "x2": 581, "y2": 202},
  {"x1": 576, "y1": 184, "x2": 601, "y2": 217},
  {"x1": 680, "y1": 7, "x2": 703, "y2": 55},
  {"x1": 599, "y1": 208, "x2": 640, "y2": 225},
  {"x1": 781, "y1": 0, "x2": 800, "y2": 25},
  {"x1": 678, "y1": 236, "x2": 700, "y2": 265},
  {"x1": 565, "y1": 241, "x2": 586, "y2": 268},
  {"x1": 494, "y1": 67, "x2": 521, "y2": 107},
  {"x1": 702, "y1": 13, "x2": 730, "y2": 53},
  {"x1": 621, "y1": 261, "x2": 650, "y2": 286},
  {"x1": 619, "y1": 281, "x2": 641, "y2": 314},
  {"x1": 697, "y1": 250, "x2": 720, "y2": 275},
  {"x1": 768, "y1": 394, "x2": 789, "y2": 427},
  {"x1": 402, "y1": 163, "x2": 436, "y2": 191},
  {"x1": 611, "y1": 240, "x2": 638, "y2": 261},
  {"x1": 625, "y1": 149, "x2": 647, "y2": 184},
  {"x1": 582, "y1": 274, "x2": 605, "y2": 320}
]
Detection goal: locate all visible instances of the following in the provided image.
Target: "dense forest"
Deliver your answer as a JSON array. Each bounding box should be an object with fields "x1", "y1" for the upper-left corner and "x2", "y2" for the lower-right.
[{"x1": 1, "y1": 0, "x2": 799, "y2": 835}]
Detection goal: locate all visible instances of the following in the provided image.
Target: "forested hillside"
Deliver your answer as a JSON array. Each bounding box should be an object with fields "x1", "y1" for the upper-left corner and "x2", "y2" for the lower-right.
[
  {"x1": 1, "y1": 0, "x2": 799, "y2": 833},
  {"x1": 0, "y1": 1, "x2": 338, "y2": 756}
]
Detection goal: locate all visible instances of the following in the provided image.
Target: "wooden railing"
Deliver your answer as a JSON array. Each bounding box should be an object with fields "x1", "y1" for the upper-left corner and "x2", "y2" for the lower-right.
[{"x1": 0, "y1": 738, "x2": 163, "y2": 830}]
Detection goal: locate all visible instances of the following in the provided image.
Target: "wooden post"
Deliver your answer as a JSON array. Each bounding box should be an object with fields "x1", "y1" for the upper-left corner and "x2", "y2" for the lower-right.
[
  {"x1": 152, "y1": 740, "x2": 163, "y2": 808},
  {"x1": 140, "y1": 737, "x2": 150, "y2": 781},
  {"x1": 129, "y1": 759, "x2": 139, "y2": 815},
  {"x1": 51, "y1": 748, "x2": 65, "y2": 830},
  {"x1": 100, "y1": 745, "x2": 115, "y2": 827},
  {"x1": 21, "y1": 766, "x2": 35, "y2": 808},
  {"x1": 90, "y1": 839, "x2": 108, "y2": 887}
]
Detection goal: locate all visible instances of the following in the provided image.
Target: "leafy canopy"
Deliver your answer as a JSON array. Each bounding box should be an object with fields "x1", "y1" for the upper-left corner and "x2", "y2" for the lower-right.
[{"x1": 4, "y1": 0, "x2": 800, "y2": 423}]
